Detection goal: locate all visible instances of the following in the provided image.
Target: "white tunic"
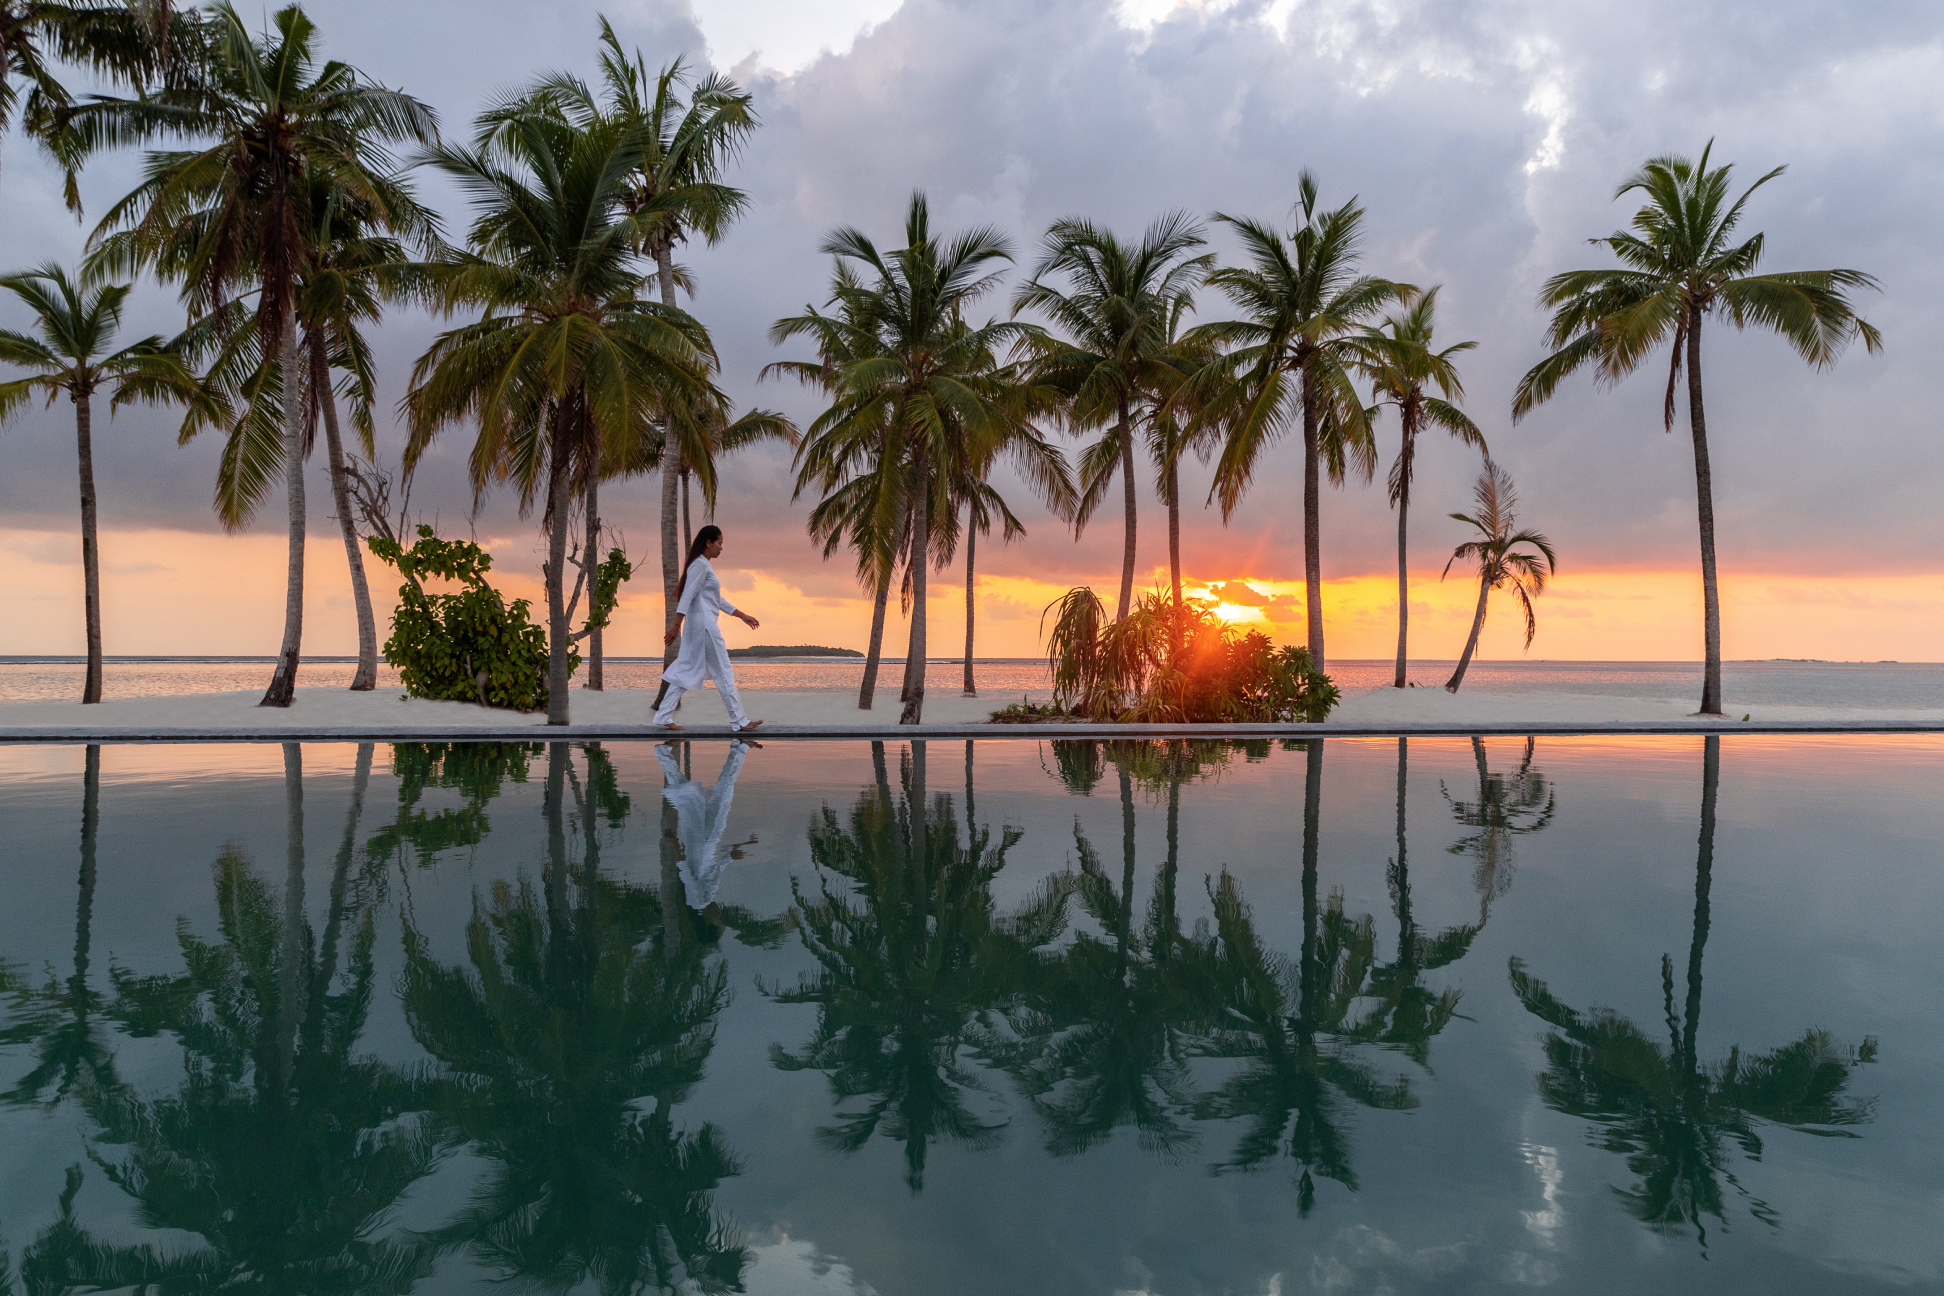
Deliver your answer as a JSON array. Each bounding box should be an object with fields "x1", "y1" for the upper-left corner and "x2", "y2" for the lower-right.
[{"x1": 661, "y1": 557, "x2": 739, "y2": 691}]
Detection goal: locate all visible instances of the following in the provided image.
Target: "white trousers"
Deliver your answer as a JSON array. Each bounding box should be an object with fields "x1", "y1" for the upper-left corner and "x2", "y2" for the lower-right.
[{"x1": 654, "y1": 624, "x2": 748, "y2": 727}]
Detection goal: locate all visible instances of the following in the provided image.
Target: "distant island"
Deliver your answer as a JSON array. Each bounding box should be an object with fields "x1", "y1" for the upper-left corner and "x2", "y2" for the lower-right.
[{"x1": 727, "y1": 645, "x2": 864, "y2": 659}]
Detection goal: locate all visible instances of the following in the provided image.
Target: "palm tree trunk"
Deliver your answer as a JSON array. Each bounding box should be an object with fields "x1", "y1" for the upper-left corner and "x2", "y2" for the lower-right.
[
  {"x1": 1116, "y1": 407, "x2": 1137, "y2": 620},
  {"x1": 1393, "y1": 421, "x2": 1413, "y2": 690},
  {"x1": 962, "y1": 516, "x2": 976, "y2": 697},
  {"x1": 656, "y1": 245, "x2": 682, "y2": 669},
  {"x1": 1166, "y1": 456, "x2": 1183, "y2": 614},
  {"x1": 261, "y1": 304, "x2": 307, "y2": 708},
  {"x1": 1300, "y1": 366, "x2": 1325, "y2": 672},
  {"x1": 544, "y1": 403, "x2": 575, "y2": 725},
  {"x1": 309, "y1": 335, "x2": 377, "y2": 691},
  {"x1": 73, "y1": 391, "x2": 103, "y2": 704},
  {"x1": 1444, "y1": 570, "x2": 1491, "y2": 692},
  {"x1": 899, "y1": 478, "x2": 930, "y2": 725},
  {"x1": 585, "y1": 474, "x2": 603, "y2": 690},
  {"x1": 1118, "y1": 761, "x2": 1137, "y2": 958},
  {"x1": 1686, "y1": 312, "x2": 1724, "y2": 715},
  {"x1": 1683, "y1": 734, "x2": 1719, "y2": 1066},
  {"x1": 859, "y1": 565, "x2": 892, "y2": 710},
  {"x1": 681, "y1": 467, "x2": 693, "y2": 555}
]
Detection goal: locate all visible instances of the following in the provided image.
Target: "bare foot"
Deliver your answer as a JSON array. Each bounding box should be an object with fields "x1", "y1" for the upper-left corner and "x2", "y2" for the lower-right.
[
  {"x1": 736, "y1": 720, "x2": 765, "y2": 733},
  {"x1": 659, "y1": 723, "x2": 685, "y2": 731}
]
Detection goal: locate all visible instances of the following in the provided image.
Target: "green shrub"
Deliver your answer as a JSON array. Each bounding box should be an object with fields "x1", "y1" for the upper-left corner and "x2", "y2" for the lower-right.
[
  {"x1": 368, "y1": 526, "x2": 562, "y2": 711},
  {"x1": 1042, "y1": 587, "x2": 1339, "y2": 723}
]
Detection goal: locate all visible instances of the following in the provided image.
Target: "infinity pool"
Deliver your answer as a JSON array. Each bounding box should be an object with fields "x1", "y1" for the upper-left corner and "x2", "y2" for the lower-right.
[{"x1": 1, "y1": 736, "x2": 1937, "y2": 1293}]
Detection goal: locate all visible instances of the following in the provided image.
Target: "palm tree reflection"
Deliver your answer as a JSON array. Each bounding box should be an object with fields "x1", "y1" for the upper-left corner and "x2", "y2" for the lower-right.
[
  {"x1": 1000, "y1": 741, "x2": 1232, "y2": 1159},
  {"x1": 1349, "y1": 738, "x2": 1480, "y2": 1067},
  {"x1": 2, "y1": 746, "x2": 115, "y2": 1109},
  {"x1": 18, "y1": 743, "x2": 441, "y2": 1293},
  {"x1": 1509, "y1": 736, "x2": 1877, "y2": 1247},
  {"x1": 769, "y1": 741, "x2": 1070, "y2": 1191},
  {"x1": 1194, "y1": 740, "x2": 1415, "y2": 1214},
  {"x1": 403, "y1": 742, "x2": 748, "y2": 1292},
  {"x1": 1444, "y1": 735, "x2": 1554, "y2": 918}
]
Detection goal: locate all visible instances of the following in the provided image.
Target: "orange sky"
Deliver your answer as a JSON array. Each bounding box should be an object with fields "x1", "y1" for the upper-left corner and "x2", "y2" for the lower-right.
[{"x1": 4, "y1": 526, "x2": 1938, "y2": 663}]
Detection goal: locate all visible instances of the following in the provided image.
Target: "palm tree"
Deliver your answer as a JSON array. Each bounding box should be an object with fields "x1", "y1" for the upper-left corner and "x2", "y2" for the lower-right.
[
  {"x1": 775, "y1": 270, "x2": 904, "y2": 710},
  {"x1": 1145, "y1": 321, "x2": 1222, "y2": 614},
  {"x1": 190, "y1": 174, "x2": 438, "y2": 693},
  {"x1": 1509, "y1": 737, "x2": 1878, "y2": 1246},
  {"x1": 0, "y1": 264, "x2": 211, "y2": 703},
  {"x1": 773, "y1": 194, "x2": 1056, "y2": 724},
  {"x1": 947, "y1": 454, "x2": 1025, "y2": 698},
  {"x1": 559, "y1": 20, "x2": 756, "y2": 666},
  {"x1": 1512, "y1": 144, "x2": 1881, "y2": 716},
  {"x1": 1356, "y1": 288, "x2": 1485, "y2": 689},
  {"x1": 1193, "y1": 174, "x2": 1414, "y2": 671},
  {"x1": 405, "y1": 102, "x2": 719, "y2": 725},
  {"x1": 69, "y1": 2, "x2": 438, "y2": 706},
  {"x1": 1441, "y1": 461, "x2": 1556, "y2": 693},
  {"x1": 1014, "y1": 213, "x2": 1212, "y2": 620}
]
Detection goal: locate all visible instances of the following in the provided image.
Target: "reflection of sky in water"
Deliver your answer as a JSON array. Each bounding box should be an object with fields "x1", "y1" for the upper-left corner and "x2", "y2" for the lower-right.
[{"x1": 0, "y1": 736, "x2": 1939, "y2": 1293}]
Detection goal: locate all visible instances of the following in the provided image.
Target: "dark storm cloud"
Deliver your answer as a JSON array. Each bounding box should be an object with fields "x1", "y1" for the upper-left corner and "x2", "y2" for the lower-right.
[{"x1": 1, "y1": 0, "x2": 1935, "y2": 588}]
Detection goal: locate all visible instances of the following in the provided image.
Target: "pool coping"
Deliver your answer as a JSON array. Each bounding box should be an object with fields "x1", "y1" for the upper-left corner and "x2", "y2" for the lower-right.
[{"x1": 5, "y1": 718, "x2": 1944, "y2": 742}]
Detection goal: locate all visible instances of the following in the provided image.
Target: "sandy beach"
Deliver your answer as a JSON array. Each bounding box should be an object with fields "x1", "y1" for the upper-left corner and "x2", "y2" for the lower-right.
[{"x1": 2, "y1": 683, "x2": 1940, "y2": 736}]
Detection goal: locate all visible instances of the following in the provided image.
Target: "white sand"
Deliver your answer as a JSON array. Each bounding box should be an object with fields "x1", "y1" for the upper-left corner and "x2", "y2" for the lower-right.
[{"x1": 0, "y1": 682, "x2": 1939, "y2": 733}]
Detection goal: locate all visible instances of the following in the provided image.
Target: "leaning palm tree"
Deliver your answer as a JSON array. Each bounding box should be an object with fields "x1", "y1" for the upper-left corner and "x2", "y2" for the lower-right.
[
  {"x1": 1512, "y1": 143, "x2": 1880, "y2": 716},
  {"x1": 1192, "y1": 174, "x2": 1414, "y2": 671},
  {"x1": 1356, "y1": 287, "x2": 1485, "y2": 688},
  {"x1": 1014, "y1": 212, "x2": 1211, "y2": 620},
  {"x1": 1441, "y1": 461, "x2": 1556, "y2": 693},
  {"x1": 69, "y1": 2, "x2": 438, "y2": 706},
  {"x1": 774, "y1": 194, "x2": 1058, "y2": 724},
  {"x1": 406, "y1": 102, "x2": 719, "y2": 725},
  {"x1": 0, "y1": 263, "x2": 212, "y2": 703}
]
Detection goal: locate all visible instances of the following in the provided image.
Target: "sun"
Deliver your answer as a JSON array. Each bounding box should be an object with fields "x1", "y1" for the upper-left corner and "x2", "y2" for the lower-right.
[{"x1": 1211, "y1": 602, "x2": 1265, "y2": 625}]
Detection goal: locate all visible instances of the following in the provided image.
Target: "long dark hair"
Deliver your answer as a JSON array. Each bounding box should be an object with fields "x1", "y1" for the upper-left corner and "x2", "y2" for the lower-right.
[{"x1": 675, "y1": 525, "x2": 722, "y2": 602}]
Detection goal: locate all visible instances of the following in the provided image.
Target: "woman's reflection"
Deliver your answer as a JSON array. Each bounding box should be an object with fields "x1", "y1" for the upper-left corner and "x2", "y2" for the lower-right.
[{"x1": 657, "y1": 739, "x2": 756, "y2": 914}]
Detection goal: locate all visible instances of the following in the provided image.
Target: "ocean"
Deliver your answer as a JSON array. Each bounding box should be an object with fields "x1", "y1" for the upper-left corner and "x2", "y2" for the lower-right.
[{"x1": 3, "y1": 656, "x2": 1941, "y2": 709}]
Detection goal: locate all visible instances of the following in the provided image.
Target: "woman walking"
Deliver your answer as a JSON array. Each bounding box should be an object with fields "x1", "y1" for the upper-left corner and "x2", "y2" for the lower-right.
[{"x1": 655, "y1": 526, "x2": 765, "y2": 732}]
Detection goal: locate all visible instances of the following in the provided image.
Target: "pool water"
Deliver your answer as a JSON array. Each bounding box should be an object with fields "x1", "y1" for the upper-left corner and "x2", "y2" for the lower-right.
[{"x1": 0, "y1": 735, "x2": 1937, "y2": 1293}]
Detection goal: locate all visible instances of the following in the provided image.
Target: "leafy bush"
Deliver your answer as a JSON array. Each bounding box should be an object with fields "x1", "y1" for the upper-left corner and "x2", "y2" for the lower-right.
[
  {"x1": 368, "y1": 526, "x2": 562, "y2": 711},
  {"x1": 1042, "y1": 587, "x2": 1340, "y2": 723}
]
